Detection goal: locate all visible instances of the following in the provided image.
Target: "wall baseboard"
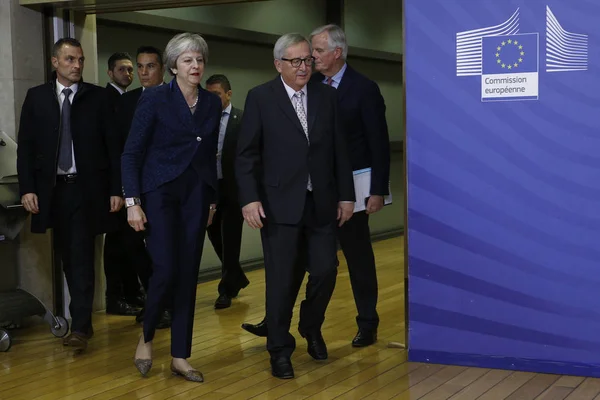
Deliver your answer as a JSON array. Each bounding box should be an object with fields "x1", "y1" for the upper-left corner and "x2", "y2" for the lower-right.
[
  {"x1": 409, "y1": 350, "x2": 600, "y2": 378},
  {"x1": 197, "y1": 226, "x2": 404, "y2": 283}
]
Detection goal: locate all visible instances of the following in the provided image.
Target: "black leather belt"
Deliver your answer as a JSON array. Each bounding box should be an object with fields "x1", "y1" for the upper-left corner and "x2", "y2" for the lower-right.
[{"x1": 57, "y1": 174, "x2": 77, "y2": 183}]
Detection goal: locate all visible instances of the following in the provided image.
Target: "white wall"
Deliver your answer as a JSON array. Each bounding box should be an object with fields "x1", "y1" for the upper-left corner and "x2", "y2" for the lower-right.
[{"x1": 345, "y1": 0, "x2": 403, "y2": 54}]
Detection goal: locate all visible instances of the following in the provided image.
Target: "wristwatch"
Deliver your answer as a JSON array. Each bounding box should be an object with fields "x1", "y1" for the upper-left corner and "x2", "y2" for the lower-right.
[{"x1": 125, "y1": 197, "x2": 141, "y2": 208}]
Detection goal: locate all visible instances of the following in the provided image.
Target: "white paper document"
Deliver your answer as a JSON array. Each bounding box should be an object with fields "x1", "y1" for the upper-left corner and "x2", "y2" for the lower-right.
[{"x1": 352, "y1": 168, "x2": 392, "y2": 213}]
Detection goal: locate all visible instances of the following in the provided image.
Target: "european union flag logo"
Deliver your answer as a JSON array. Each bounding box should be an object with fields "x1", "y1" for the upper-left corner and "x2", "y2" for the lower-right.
[{"x1": 482, "y1": 33, "x2": 539, "y2": 75}]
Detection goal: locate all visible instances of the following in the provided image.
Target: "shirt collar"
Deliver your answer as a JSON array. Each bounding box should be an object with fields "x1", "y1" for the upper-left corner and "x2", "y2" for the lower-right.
[
  {"x1": 109, "y1": 82, "x2": 126, "y2": 95},
  {"x1": 223, "y1": 102, "x2": 232, "y2": 115},
  {"x1": 327, "y1": 62, "x2": 348, "y2": 85},
  {"x1": 142, "y1": 81, "x2": 165, "y2": 91},
  {"x1": 280, "y1": 76, "x2": 307, "y2": 100},
  {"x1": 56, "y1": 79, "x2": 79, "y2": 97}
]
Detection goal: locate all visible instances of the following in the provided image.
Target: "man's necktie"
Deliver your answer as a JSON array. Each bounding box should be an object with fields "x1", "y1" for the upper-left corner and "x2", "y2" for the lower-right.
[
  {"x1": 326, "y1": 77, "x2": 333, "y2": 86},
  {"x1": 58, "y1": 88, "x2": 73, "y2": 172},
  {"x1": 292, "y1": 91, "x2": 312, "y2": 191}
]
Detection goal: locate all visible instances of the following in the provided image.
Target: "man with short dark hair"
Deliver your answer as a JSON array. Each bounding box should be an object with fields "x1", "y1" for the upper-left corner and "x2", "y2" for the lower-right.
[
  {"x1": 205, "y1": 74, "x2": 248, "y2": 309},
  {"x1": 106, "y1": 52, "x2": 134, "y2": 105},
  {"x1": 134, "y1": 46, "x2": 164, "y2": 91},
  {"x1": 103, "y1": 50, "x2": 139, "y2": 316},
  {"x1": 17, "y1": 37, "x2": 123, "y2": 351},
  {"x1": 106, "y1": 45, "x2": 171, "y2": 328}
]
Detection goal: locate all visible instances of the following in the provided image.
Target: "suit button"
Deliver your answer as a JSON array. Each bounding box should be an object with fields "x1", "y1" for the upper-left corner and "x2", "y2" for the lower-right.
[{"x1": 196, "y1": 137, "x2": 202, "y2": 142}]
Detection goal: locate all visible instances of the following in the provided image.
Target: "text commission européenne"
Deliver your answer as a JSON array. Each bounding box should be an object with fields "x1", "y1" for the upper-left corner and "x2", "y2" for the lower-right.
[{"x1": 484, "y1": 76, "x2": 528, "y2": 94}]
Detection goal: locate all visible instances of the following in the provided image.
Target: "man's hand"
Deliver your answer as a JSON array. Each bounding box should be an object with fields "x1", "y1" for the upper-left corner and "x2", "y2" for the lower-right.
[
  {"x1": 366, "y1": 195, "x2": 384, "y2": 214},
  {"x1": 127, "y1": 205, "x2": 147, "y2": 231},
  {"x1": 21, "y1": 193, "x2": 39, "y2": 214},
  {"x1": 110, "y1": 196, "x2": 124, "y2": 212},
  {"x1": 242, "y1": 201, "x2": 266, "y2": 229},
  {"x1": 207, "y1": 204, "x2": 217, "y2": 227},
  {"x1": 337, "y1": 202, "x2": 354, "y2": 227}
]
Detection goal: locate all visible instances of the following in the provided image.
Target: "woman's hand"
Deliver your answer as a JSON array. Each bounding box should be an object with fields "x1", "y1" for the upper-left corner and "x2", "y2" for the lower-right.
[
  {"x1": 127, "y1": 205, "x2": 147, "y2": 231},
  {"x1": 207, "y1": 204, "x2": 217, "y2": 227}
]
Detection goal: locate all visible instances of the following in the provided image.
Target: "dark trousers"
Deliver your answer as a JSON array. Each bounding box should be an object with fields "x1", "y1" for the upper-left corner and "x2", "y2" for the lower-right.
[
  {"x1": 338, "y1": 211, "x2": 379, "y2": 332},
  {"x1": 286, "y1": 211, "x2": 379, "y2": 333},
  {"x1": 262, "y1": 192, "x2": 338, "y2": 358},
  {"x1": 51, "y1": 179, "x2": 95, "y2": 334},
  {"x1": 142, "y1": 167, "x2": 211, "y2": 358},
  {"x1": 103, "y1": 209, "x2": 151, "y2": 298},
  {"x1": 206, "y1": 181, "x2": 247, "y2": 297}
]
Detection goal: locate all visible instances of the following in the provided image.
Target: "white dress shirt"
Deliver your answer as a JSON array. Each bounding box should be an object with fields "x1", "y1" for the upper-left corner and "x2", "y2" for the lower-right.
[
  {"x1": 281, "y1": 76, "x2": 308, "y2": 113},
  {"x1": 56, "y1": 79, "x2": 78, "y2": 174}
]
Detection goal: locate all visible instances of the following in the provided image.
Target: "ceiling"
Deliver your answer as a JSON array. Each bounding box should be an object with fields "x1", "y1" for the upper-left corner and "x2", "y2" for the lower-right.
[{"x1": 19, "y1": 0, "x2": 269, "y2": 14}]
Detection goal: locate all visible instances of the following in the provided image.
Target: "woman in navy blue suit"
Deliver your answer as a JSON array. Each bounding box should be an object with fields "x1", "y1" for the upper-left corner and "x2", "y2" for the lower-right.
[{"x1": 121, "y1": 32, "x2": 221, "y2": 382}]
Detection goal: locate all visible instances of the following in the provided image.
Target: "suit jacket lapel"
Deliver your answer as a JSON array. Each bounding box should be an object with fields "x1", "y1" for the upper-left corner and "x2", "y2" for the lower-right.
[
  {"x1": 225, "y1": 108, "x2": 239, "y2": 136},
  {"x1": 73, "y1": 82, "x2": 88, "y2": 104},
  {"x1": 272, "y1": 78, "x2": 305, "y2": 136},
  {"x1": 168, "y1": 80, "x2": 193, "y2": 129},
  {"x1": 191, "y1": 87, "x2": 212, "y2": 127},
  {"x1": 306, "y1": 82, "x2": 320, "y2": 137},
  {"x1": 105, "y1": 83, "x2": 120, "y2": 97},
  {"x1": 46, "y1": 82, "x2": 60, "y2": 127},
  {"x1": 223, "y1": 107, "x2": 238, "y2": 147},
  {"x1": 336, "y1": 66, "x2": 354, "y2": 101},
  {"x1": 220, "y1": 107, "x2": 235, "y2": 159}
]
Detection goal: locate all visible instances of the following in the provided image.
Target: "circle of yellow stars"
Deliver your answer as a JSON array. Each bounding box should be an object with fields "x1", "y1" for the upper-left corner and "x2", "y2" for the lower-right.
[{"x1": 495, "y1": 38, "x2": 525, "y2": 70}]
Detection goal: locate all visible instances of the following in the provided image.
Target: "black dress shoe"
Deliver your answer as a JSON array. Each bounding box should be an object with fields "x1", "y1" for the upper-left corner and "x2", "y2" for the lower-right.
[
  {"x1": 135, "y1": 307, "x2": 144, "y2": 324},
  {"x1": 63, "y1": 326, "x2": 94, "y2": 346},
  {"x1": 214, "y1": 294, "x2": 232, "y2": 309},
  {"x1": 270, "y1": 356, "x2": 294, "y2": 379},
  {"x1": 135, "y1": 308, "x2": 172, "y2": 329},
  {"x1": 63, "y1": 332, "x2": 89, "y2": 351},
  {"x1": 229, "y1": 277, "x2": 250, "y2": 298},
  {"x1": 106, "y1": 299, "x2": 141, "y2": 316},
  {"x1": 126, "y1": 293, "x2": 146, "y2": 308},
  {"x1": 157, "y1": 310, "x2": 172, "y2": 329},
  {"x1": 301, "y1": 330, "x2": 328, "y2": 360},
  {"x1": 352, "y1": 330, "x2": 377, "y2": 347},
  {"x1": 241, "y1": 318, "x2": 268, "y2": 337}
]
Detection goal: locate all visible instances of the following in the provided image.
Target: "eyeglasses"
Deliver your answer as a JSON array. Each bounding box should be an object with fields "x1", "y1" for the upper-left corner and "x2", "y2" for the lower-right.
[{"x1": 280, "y1": 57, "x2": 315, "y2": 68}]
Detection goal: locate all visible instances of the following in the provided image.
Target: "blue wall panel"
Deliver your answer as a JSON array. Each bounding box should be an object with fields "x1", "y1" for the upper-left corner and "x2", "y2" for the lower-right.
[{"x1": 405, "y1": 0, "x2": 600, "y2": 376}]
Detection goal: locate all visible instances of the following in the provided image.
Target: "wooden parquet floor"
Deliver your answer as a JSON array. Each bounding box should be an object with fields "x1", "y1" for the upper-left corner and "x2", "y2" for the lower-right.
[{"x1": 1, "y1": 237, "x2": 599, "y2": 399}]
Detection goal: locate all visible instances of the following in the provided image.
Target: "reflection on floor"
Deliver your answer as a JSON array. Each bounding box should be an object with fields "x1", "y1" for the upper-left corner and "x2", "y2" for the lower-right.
[{"x1": 2, "y1": 237, "x2": 596, "y2": 399}]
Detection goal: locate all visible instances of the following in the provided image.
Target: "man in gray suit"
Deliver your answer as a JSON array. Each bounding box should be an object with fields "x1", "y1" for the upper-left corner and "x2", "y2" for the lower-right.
[{"x1": 205, "y1": 74, "x2": 249, "y2": 309}]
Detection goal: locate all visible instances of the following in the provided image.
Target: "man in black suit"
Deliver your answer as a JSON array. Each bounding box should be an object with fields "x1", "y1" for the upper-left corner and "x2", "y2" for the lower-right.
[
  {"x1": 102, "y1": 51, "x2": 140, "y2": 316},
  {"x1": 241, "y1": 25, "x2": 390, "y2": 348},
  {"x1": 116, "y1": 46, "x2": 165, "y2": 138},
  {"x1": 236, "y1": 33, "x2": 355, "y2": 379},
  {"x1": 110, "y1": 45, "x2": 171, "y2": 328},
  {"x1": 205, "y1": 74, "x2": 249, "y2": 309},
  {"x1": 17, "y1": 38, "x2": 123, "y2": 351},
  {"x1": 105, "y1": 52, "x2": 134, "y2": 107},
  {"x1": 310, "y1": 24, "x2": 390, "y2": 347}
]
